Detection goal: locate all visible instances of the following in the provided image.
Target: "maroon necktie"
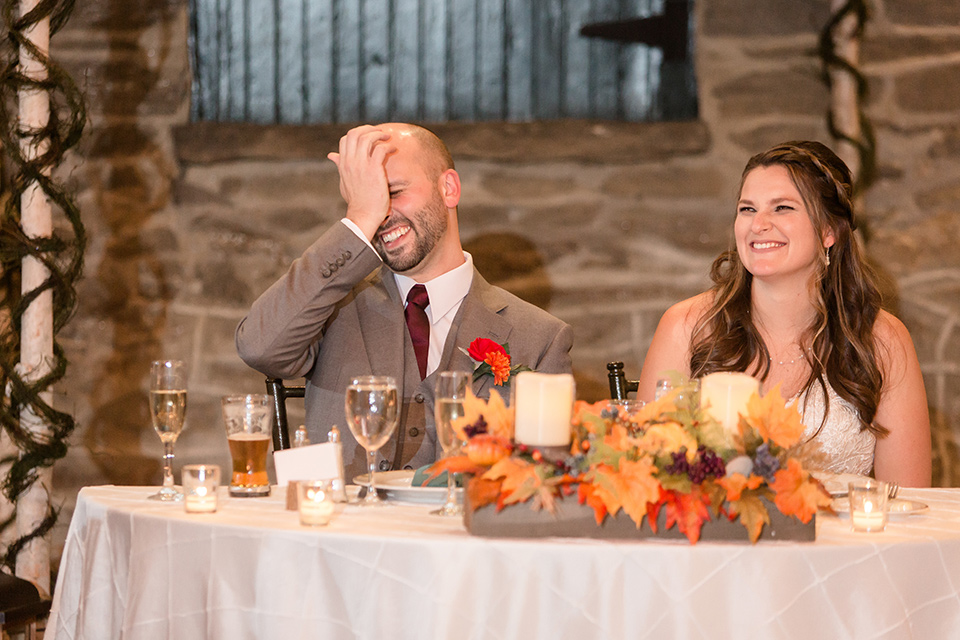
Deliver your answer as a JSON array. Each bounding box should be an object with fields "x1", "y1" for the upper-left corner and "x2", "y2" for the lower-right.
[{"x1": 405, "y1": 284, "x2": 430, "y2": 379}]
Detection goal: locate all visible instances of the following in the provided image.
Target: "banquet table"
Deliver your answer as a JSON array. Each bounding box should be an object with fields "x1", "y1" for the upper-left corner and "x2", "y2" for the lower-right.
[{"x1": 48, "y1": 484, "x2": 960, "y2": 640}]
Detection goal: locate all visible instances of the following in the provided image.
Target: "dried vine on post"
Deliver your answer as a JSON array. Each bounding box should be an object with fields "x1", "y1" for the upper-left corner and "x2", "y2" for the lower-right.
[
  {"x1": 819, "y1": 0, "x2": 875, "y2": 197},
  {"x1": 0, "y1": 0, "x2": 85, "y2": 585}
]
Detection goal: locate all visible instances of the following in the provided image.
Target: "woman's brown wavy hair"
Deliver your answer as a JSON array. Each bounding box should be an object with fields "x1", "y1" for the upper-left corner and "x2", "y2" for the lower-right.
[{"x1": 689, "y1": 141, "x2": 887, "y2": 437}]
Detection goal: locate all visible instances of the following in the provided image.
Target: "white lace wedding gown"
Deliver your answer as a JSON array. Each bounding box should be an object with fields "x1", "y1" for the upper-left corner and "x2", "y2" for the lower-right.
[{"x1": 790, "y1": 382, "x2": 876, "y2": 476}]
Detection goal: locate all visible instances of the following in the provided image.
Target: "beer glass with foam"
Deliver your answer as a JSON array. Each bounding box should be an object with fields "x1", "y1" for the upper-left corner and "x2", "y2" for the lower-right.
[{"x1": 221, "y1": 394, "x2": 273, "y2": 497}]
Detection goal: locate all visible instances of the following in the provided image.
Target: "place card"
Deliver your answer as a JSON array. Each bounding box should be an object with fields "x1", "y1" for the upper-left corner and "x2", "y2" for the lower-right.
[{"x1": 273, "y1": 442, "x2": 342, "y2": 488}]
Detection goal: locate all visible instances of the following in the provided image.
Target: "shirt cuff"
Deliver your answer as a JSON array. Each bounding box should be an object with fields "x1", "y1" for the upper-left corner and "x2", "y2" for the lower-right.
[{"x1": 340, "y1": 218, "x2": 380, "y2": 258}]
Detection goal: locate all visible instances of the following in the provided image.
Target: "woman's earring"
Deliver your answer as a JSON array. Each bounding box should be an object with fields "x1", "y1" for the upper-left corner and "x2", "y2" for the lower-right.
[{"x1": 825, "y1": 246, "x2": 831, "y2": 266}]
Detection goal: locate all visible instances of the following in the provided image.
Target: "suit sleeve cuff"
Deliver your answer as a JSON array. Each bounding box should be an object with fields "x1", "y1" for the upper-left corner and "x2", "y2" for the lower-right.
[{"x1": 340, "y1": 218, "x2": 380, "y2": 259}]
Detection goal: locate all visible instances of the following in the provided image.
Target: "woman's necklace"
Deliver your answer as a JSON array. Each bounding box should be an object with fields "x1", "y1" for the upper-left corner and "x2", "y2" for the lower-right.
[{"x1": 769, "y1": 345, "x2": 808, "y2": 366}]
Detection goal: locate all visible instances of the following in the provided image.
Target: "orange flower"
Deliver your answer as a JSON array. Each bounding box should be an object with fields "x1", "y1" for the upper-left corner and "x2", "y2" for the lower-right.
[{"x1": 485, "y1": 351, "x2": 512, "y2": 385}]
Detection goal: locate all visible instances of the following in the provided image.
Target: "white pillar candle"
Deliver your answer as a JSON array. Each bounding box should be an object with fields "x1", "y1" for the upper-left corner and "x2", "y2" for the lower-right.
[
  {"x1": 699, "y1": 372, "x2": 760, "y2": 435},
  {"x1": 513, "y1": 372, "x2": 575, "y2": 447}
]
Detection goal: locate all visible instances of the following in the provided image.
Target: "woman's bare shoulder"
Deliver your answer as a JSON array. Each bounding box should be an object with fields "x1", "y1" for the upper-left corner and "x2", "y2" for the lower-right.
[{"x1": 660, "y1": 292, "x2": 713, "y2": 332}]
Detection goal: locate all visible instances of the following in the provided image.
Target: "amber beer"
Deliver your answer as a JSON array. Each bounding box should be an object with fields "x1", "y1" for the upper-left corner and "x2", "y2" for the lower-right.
[{"x1": 227, "y1": 432, "x2": 271, "y2": 496}]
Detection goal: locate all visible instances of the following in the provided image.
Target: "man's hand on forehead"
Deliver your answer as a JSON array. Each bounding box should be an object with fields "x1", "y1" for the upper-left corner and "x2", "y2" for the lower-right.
[{"x1": 327, "y1": 125, "x2": 398, "y2": 241}]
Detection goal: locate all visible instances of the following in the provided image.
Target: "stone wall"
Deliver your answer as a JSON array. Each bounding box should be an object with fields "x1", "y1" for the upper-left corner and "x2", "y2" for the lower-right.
[{"x1": 30, "y1": 0, "x2": 960, "y2": 563}]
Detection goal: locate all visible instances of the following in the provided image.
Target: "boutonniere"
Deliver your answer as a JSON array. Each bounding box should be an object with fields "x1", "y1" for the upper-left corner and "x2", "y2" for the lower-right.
[{"x1": 459, "y1": 337, "x2": 532, "y2": 386}]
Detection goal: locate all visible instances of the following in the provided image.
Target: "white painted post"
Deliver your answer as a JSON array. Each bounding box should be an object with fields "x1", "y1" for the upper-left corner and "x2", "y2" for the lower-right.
[
  {"x1": 828, "y1": 0, "x2": 863, "y2": 182},
  {"x1": 15, "y1": 0, "x2": 53, "y2": 596}
]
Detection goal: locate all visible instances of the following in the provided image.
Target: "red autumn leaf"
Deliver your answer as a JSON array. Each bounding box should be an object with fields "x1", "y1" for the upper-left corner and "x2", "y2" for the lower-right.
[
  {"x1": 467, "y1": 337, "x2": 507, "y2": 361},
  {"x1": 578, "y1": 481, "x2": 609, "y2": 525},
  {"x1": 663, "y1": 488, "x2": 711, "y2": 544}
]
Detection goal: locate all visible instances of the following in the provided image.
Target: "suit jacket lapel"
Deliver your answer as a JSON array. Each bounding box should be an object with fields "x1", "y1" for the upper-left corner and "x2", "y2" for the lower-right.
[
  {"x1": 440, "y1": 270, "x2": 514, "y2": 399},
  {"x1": 355, "y1": 268, "x2": 408, "y2": 386}
]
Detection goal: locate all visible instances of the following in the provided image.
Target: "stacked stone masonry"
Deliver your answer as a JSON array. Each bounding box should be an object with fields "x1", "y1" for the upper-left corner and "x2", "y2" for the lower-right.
[{"x1": 17, "y1": 0, "x2": 960, "y2": 563}]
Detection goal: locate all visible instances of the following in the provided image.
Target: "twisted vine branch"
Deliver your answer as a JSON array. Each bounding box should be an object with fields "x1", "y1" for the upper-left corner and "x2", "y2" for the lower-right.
[
  {"x1": 818, "y1": 0, "x2": 876, "y2": 196},
  {"x1": 0, "y1": 0, "x2": 85, "y2": 570}
]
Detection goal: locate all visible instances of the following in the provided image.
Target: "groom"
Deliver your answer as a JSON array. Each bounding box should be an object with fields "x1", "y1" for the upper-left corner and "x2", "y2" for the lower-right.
[{"x1": 236, "y1": 123, "x2": 573, "y2": 478}]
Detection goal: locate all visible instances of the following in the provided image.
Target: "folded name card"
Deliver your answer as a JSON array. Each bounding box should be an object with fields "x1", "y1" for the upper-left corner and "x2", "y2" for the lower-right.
[{"x1": 273, "y1": 442, "x2": 341, "y2": 487}]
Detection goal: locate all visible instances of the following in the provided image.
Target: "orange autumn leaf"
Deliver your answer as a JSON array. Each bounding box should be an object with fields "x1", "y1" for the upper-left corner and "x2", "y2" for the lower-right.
[
  {"x1": 584, "y1": 464, "x2": 625, "y2": 519},
  {"x1": 633, "y1": 421, "x2": 698, "y2": 462},
  {"x1": 769, "y1": 458, "x2": 832, "y2": 523},
  {"x1": 744, "y1": 384, "x2": 806, "y2": 448},
  {"x1": 484, "y1": 457, "x2": 541, "y2": 505},
  {"x1": 718, "y1": 473, "x2": 765, "y2": 502},
  {"x1": 728, "y1": 492, "x2": 771, "y2": 543},
  {"x1": 485, "y1": 351, "x2": 512, "y2": 385},
  {"x1": 663, "y1": 488, "x2": 711, "y2": 544},
  {"x1": 617, "y1": 457, "x2": 661, "y2": 527},
  {"x1": 424, "y1": 455, "x2": 484, "y2": 482},
  {"x1": 466, "y1": 477, "x2": 503, "y2": 510},
  {"x1": 453, "y1": 388, "x2": 514, "y2": 441}
]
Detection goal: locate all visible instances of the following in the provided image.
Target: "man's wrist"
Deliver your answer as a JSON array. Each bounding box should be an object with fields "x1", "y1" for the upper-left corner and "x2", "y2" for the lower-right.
[{"x1": 340, "y1": 218, "x2": 380, "y2": 258}]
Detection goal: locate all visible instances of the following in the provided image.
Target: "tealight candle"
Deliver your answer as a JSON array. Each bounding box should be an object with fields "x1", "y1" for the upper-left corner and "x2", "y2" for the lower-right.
[
  {"x1": 849, "y1": 479, "x2": 888, "y2": 533},
  {"x1": 183, "y1": 465, "x2": 220, "y2": 514},
  {"x1": 298, "y1": 479, "x2": 335, "y2": 526},
  {"x1": 513, "y1": 372, "x2": 575, "y2": 447},
  {"x1": 699, "y1": 372, "x2": 760, "y2": 434}
]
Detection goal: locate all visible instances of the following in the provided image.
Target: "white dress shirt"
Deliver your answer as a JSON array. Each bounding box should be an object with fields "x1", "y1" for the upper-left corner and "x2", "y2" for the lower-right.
[{"x1": 340, "y1": 219, "x2": 473, "y2": 376}]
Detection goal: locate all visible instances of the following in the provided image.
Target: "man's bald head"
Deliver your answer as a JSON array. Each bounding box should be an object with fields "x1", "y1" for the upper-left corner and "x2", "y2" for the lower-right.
[{"x1": 379, "y1": 123, "x2": 455, "y2": 182}]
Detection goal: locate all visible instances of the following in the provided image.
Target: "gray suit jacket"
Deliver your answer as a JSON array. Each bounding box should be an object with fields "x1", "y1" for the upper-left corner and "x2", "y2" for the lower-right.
[{"x1": 237, "y1": 222, "x2": 573, "y2": 479}]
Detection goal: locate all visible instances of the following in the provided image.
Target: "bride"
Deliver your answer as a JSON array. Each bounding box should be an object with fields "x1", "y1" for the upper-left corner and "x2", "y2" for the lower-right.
[{"x1": 637, "y1": 141, "x2": 931, "y2": 487}]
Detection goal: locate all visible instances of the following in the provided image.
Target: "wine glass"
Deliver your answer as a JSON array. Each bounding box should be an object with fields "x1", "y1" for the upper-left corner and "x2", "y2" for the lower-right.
[
  {"x1": 148, "y1": 360, "x2": 187, "y2": 501},
  {"x1": 344, "y1": 376, "x2": 400, "y2": 506},
  {"x1": 433, "y1": 371, "x2": 471, "y2": 516}
]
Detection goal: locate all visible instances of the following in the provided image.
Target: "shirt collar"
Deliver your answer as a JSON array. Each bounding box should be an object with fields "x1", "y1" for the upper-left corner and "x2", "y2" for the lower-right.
[{"x1": 394, "y1": 253, "x2": 474, "y2": 324}]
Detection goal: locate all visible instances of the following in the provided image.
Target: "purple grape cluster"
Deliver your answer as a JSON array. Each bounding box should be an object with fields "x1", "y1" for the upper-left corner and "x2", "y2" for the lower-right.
[
  {"x1": 752, "y1": 442, "x2": 780, "y2": 480},
  {"x1": 463, "y1": 416, "x2": 488, "y2": 439},
  {"x1": 665, "y1": 446, "x2": 727, "y2": 484}
]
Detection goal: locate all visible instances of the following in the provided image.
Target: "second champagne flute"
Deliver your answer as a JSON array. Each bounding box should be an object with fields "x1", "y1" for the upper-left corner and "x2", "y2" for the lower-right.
[
  {"x1": 148, "y1": 359, "x2": 187, "y2": 501},
  {"x1": 433, "y1": 370, "x2": 471, "y2": 516},
  {"x1": 344, "y1": 376, "x2": 400, "y2": 506}
]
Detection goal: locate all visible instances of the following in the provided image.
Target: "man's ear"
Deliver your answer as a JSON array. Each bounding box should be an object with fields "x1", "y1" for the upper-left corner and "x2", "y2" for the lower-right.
[{"x1": 439, "y1": 169, "x2": 461, "y2": 208}]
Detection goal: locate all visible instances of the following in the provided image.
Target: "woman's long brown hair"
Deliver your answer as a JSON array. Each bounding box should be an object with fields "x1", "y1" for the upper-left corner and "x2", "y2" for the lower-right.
[{"x1": 689, "y1": 141, "x2": 887, "y2": 437}]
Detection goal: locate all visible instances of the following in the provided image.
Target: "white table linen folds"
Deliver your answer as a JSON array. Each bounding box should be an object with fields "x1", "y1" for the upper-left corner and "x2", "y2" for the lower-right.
[{"x1": 49, "y1": 485, "x2": 960, "y2": 640}]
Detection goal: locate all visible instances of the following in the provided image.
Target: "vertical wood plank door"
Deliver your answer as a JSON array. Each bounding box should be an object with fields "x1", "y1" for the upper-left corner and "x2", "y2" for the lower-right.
[{"x1": 189, "y1": 0, "x2": 697, "y2": 124}]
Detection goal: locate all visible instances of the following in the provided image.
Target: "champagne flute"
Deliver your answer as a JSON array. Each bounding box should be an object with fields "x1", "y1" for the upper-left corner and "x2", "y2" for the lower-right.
[
  {"x1": 148, "y1": 360, "x2": 187, "y2": 501},
  {"x1": 345, "y1": 376, "x2": 400, "y2": 506},
  {"x1": 433, "y1": 371, "x2": 471, "y2": 517}
]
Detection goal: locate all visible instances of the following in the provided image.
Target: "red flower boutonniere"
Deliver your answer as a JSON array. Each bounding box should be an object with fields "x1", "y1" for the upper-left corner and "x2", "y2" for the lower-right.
[{"x1": 459, "y1": 337, "x2": 532, "y2": 386}]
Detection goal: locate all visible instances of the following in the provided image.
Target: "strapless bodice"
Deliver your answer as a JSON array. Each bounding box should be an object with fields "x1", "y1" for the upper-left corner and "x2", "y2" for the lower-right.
[{"x1": 789, "y1": 381, "x2": 875, "y2": 476}]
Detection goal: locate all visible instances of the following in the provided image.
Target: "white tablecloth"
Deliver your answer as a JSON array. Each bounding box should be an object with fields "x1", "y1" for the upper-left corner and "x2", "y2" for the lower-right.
[{"x1": 49, "y1": 485, "x2": 960, "y2": 640}]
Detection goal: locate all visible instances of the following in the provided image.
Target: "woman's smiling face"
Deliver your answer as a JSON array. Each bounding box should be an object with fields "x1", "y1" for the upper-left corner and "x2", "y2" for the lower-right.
[{"x1": 735, "y1": 164, "x2": 834, "y2": 284}]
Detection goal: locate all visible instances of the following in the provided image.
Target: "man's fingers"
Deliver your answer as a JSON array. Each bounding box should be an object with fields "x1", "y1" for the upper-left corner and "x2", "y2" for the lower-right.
[{"x1": 326, "y1": 152, "x2": 340, "y2": 168}]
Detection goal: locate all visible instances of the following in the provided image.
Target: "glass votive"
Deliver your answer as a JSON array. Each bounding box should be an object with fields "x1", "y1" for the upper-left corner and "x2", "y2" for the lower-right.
[
  {"x1": 849, "y1": 479, "x2": 888, "y2": 532},
  {"x1": 183, "y1": 464, "x2": 220, "y2": 513},
  {"x1": 298, "y1": 479, "x2": 335, "y2": 526},
  {"x1": 654, "y1": 378, "x2": 673, "y2": 400}
]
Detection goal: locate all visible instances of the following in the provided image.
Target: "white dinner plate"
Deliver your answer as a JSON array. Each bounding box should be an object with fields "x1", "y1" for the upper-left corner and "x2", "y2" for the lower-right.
[
  {"x1": 353, "y1": 470, "x2": 461, "y2": 505},
  {"x1": 829, "y1": 497, "x2": 929, "y2": 518}
]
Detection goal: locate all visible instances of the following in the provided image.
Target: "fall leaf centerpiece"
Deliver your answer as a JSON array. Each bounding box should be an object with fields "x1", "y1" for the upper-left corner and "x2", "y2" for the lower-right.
[{"x1": 427, "y1": 373, "x2": 832, "y2": 543}]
